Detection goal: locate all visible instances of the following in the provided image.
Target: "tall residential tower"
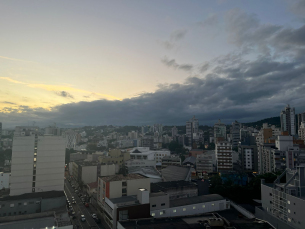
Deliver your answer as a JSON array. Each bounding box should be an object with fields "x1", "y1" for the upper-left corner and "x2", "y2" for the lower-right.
[{"x1": 280, "y1": 105, "x2": 296, "y2": 136}]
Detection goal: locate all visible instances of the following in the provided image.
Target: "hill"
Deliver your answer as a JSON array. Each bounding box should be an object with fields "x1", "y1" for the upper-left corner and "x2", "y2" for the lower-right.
[{"x1": 242, "y1": 116, "x2": 280, "y2": 128}]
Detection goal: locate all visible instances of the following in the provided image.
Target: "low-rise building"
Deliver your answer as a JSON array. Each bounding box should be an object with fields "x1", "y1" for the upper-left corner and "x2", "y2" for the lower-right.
[
  {"x1": 182, "y1": 156, "x2": 196, "y2": 167},
  {"x1": 161, "y1": 155, "x2": 181, "y2": 168},
  {"x1": 196, "y1": 152, "x2": 215, "y2": 173},
  {"x1": 161, "y1": 165, "x2": 192, "y2": 182}
]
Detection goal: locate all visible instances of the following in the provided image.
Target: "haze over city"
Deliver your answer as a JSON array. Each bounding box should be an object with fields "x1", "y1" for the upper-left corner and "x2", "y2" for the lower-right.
[{"x1": 1, "y1": 0, "x2": 305, "y2": 127}]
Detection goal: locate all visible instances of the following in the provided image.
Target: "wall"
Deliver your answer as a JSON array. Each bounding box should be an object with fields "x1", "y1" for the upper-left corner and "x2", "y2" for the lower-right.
[
  {"x1": 0, "y1": 173, "x2": 10, "y2": 189},
  {"x1": 41, "y1": 195, "x2": 66, "y2": 212},
  {"x1": 100, "y1": 164, "x2": 116, "y2": 176},
  {"x1": 0, "y1": 197, "x2": 41, "y2": 217},
  {"x1": 81, "y1": 166, "x2": 97, "y2": 184},
  {"x1": 150, "y1": 194, "x2": 169, "y2": 210},
  {"x1": 151, "y1": 199, "x2": 227, "y2": 218},
  {"x1": 127, "y1": 178, "x2": 150, "y2": 196}
]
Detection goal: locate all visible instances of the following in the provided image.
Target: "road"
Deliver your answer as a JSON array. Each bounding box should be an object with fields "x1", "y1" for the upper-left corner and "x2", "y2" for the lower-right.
[{"x1": 65, "y1": 179, "x2": 102, "y2": 229}]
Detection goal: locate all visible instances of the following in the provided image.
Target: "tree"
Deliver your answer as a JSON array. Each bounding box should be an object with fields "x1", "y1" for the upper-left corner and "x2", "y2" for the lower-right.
[
  {"x1": 118, "y1": 163, "x2": 128, "y2": 176},
  {"x1": 0, "y1": 149, "x2": 12, "y2": 167}
]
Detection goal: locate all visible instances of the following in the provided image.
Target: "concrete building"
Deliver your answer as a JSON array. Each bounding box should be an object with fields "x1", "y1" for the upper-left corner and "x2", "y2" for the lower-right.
[
  {"x1": 10, "y1": 126, "x2": 66, "y2": 196},
  {"x1": 0, "y1": 172, "x2": 10, "y2": 189},
  {"x1": 298, "y1": 122, "x2": 305, "y2": 142},
  {"x1": 214, "y1": 119, "x2": 226, "y2": 143},
  {"x1": 161, "y1": 155, "x2": 181, "y2": 168},
  {"x1": 256, "y1": 166, "x2": 305, "y2": 229},
  {"x1": 150, "y1": 194, "x2": 229, "y2": 218},
  {"x1": 151, "y1": 180, "x2": 198, "y2": 200},
  {"x1": 182, "y1": 156, "x2": 196, "y2": 167},
  {"x1": 231, "y1": 121, "x2": 241, "y2": 148},
  {"x1": 128, "y1": 166, "x2": 162, "y2": 183},
  {"x1": 63, "y1": 130, "x2": 77, "y2": 149},
  {"x1": 171, "y1": 126, "x2": 178, "y2": 138},
  {"x1": 196, "y1": 152, "x2": 215, "y2": 173},
  {"x1": 216, "y1": 141, "x2": 233, "y2": 172},
  {"x1": 161, "y1": 165, "x2": 193, "y2": 182},
  {"x1": 280, "y1": 105, "x2": 296, "y2": 136},
  {"x1": 238, "y1": 139, "x2": 258, "y2": 172},
  {"x1": 97, "y1": 174, "x2": 150, "y2": 207},
  {"x1": 186, "y1": 116, "x2": 199, "y2": 146},
  {"x1": 69, "y1": 152, "x2": 87, "y2": 162},
  {"x1": 297, "y1": 111, "x2": 305, "y2": 131},
  {"x1": 141, "y1": 137, "x2": 154, "y2": 149},
  {"x1": 98, "y1": 149, "x2": 130, "y2": 166}
]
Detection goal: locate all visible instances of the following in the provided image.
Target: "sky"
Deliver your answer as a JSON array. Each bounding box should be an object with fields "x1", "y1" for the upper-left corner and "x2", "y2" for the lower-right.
[{"x1": 1, "y1": 0, "x2": 305, "y2": 128}]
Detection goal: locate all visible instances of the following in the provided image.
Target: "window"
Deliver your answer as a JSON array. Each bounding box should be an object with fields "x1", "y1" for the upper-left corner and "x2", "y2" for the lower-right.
[
  {"x1": 18, "y1": 203, "x2": 22, "y2": 206},
  {"x1": 119, "y1": 210, "x2": 128, "y2": 220},
  {"x1": 24, "y1": 202, "x2": 27, "y2": 206},
  {"x1": 288, "y1": 209, "x2": 291, "y2": 213},
  {"x1": 10, "y1": 204, "x2": 14, "y2": 207},
  {"x1": 202, "y1": 205, "x2": 205, "y2": 208},
  {"x1": 151, "y1": 213, "x2": 155, "y2": 216},
  {"x1": 211, "y1": 203, "x2": 215, "y2": 206},
  {"x1": 183, "y1": 208, "x2": 186, "y2": 211},
  {"x1": 122, "y1": 181, "x2": 127, "y2": 186},
  {"x1": 29, "y1": 201, "x2": 34, "y2": 204},
  {"x1": 173, "y1": 209, "x2": 176, "y2": 213},
  {"x1": 160, "y1": 211, "x2": 163, "y2": 215},
  {"x1": 161, "y1": 203, "x2": 165, "y2": 206},
  {"x1": 193, "y1": 206, "x2": 196, "y2": 209},
  {"x1": 152, "y1": 204, "x2": 156, "y2": 207},
  {"x1": 122, "y1": 188, "x2": 127, "y2": 194},
  {"x1": 288, "y1": 200, "x2": 291, "y2": 204}
]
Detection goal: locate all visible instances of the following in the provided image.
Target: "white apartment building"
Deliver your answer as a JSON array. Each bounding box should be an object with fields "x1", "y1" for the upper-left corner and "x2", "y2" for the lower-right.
[
  {"x1": 10, "y1": 126, "x2": 66, "y2": 196},
  {"x1": 63, "y1": 129, "x2": 77, "y2": 149},
  {"x1": 128, "y1": 147, "x2": 170, "y2": 166},
  {"x1": 280, "y1": 104, "x2": 296, "y2": 136},
  {"x1": 216, "y1": 141, "x2": 233, "y2": 171}
]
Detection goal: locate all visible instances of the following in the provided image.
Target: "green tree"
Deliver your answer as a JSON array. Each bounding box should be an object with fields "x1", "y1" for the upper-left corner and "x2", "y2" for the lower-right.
[{"x1": 118, "y1": 163, "x2": 128, "y2": 176}]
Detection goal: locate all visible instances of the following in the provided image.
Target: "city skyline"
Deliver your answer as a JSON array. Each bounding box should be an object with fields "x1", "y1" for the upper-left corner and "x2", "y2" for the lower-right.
[{"x1": 1, "y1": 0, "x2": 305, "y2": 127}]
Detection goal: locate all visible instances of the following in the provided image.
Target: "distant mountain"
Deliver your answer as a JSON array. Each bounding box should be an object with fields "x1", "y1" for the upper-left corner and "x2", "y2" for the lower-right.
[{"x1": 242, "y1": 116, "x2": 281, "y2": 128}]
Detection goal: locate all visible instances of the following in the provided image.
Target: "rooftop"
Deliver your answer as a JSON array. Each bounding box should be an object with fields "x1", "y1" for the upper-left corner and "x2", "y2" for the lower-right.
[
  {"x1": 0, "y1": 191, "x2": 65, "y2": 202},
  {"x1": 170, "y1": 194, "x2": 225, "y2": 208},
  {"x1": 151, "y1": 180, "x2": 197, "y2": 193},
  {"x1": 182, "y1": 156, "x2": 196, "y2": 165},
  {"x1": 161, "y1": 165, "x2": 192, "y2": 182},
  {"x1": 128, "y1": 166, "x2": 161, "y2": 179},
  {"x1": 87, "y1": 181, "x2": 98, "y2": 189},
  {"x1": 100, "y1": 173, "x2": 148, "y2": 182}
]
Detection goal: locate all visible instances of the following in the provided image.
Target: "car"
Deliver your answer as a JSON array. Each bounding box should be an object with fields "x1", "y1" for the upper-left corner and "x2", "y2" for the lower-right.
[
  {"x1": 70, "y1": 211, "x2": 75, "y2": 215},
  {"x1": 84, "y1": 203, "x2": 89, "y2": 208},
  {"x1": 72, "y1": 200, "x2": 76, "y2": 204},
  {"x1": 71, "y1": 185, "x2": 75, "y2": 188},
  {"x1": 81, "y1": 215, "x2": 86, "y2": 222},
  {"x1": 92, "y1": 213, "x2": 97, "y2": 219}
]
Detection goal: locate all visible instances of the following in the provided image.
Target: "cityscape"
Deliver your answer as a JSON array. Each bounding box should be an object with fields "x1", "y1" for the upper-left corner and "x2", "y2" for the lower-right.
[{"x1": 1, "y1": 1, "x2": 305, "y2": 229}]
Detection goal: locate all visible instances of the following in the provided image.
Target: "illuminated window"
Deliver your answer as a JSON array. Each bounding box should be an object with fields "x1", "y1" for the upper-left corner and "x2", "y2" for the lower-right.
[
  {"x1": 211, "y1": 203, "x2": 215, "y2": 206},
  {"x1": 288, "y1": 201, "x2": 291, "y2": 204},
  {"x1": 193, "y1": 206, "x2": 196, "y2": 209},
  {"x1": 183, "y1": 208, "x2": 186, "y2": 211},
  {"x1": 151, "y1": 213, "x2": 155, "y2": 216},
  {"x1": 160, "y1": 211, "x2": 163, "y2": 215},
  {"x1": 288, "y1": 209, "x2": 291, "y2": 213},
  {"x1": 173, "y1": 209, "x2": 176, "y2": 213},
  {"x1": 202, "y1": 205, "x2": 205, "y2": 208}
]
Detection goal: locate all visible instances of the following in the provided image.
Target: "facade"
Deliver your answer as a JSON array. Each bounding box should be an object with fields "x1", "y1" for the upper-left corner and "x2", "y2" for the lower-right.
[
  {"x1": 150, "y1": 194, "x2": 229, "y2": 218},
  {"x1": 186, "y1": 116, "x2": 199, "y2": 146},
  {"x1": 161, "y1": 155, "x2": 181, "y2": 168},
  {"x1": 97, "y1": 174, "x2": 150, "y2": 207},
  {"x1": 297, "y1": 112, "x2": 305, "y2": 131},
  {"x1": 63, "y1": 130, "x2": 77, "y2": 149},
  {"x1": 196, "y1": 153, "x2": 214, "y2": 173},
  {"x1": 216, "y1": 141, "x2": 233, "y2": 171},
  {"x1": 298, "y1": 122, "x2": 305, "y2": 142},
  {"x1": 238, "y1": 143, "x2": 258, "y2": 172},
  {"x1": 214, "y1": 119, "x2": 226, "y2": 143},
  {"x1": 171, "y1": 126, "x2": 178, "y2": 137},
  {"x1": 72, "y1": 161, "x2": 98, "y2": 184},
  {"x1": 141, "y1": 137, "x2": 154, "y2": 149},
  {"x1": 10, "y1": 126, "x2": 66, "y2": 196},
  {"x1": 98, "y1": 149, "x2": 130, "y2": 166},
  {"x1": 280, "y1": 105, "x2": 296, "y2": 136},
  {"x1": 257, "y1": 166, "x2": 305, "y2": 229},
  {"x1": 0, "y1": 172, "x2": 10, "y2": 189},
  {"x1": 231, "y1": 121, "x2": 241, "y2": 148},
  {"x1": 182, "y1": 156, "x2": 196, "y2": 167}
]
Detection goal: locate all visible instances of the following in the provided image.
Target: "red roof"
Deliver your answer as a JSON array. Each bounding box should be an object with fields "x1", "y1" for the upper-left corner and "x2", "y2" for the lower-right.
[{"x1": 87, "y1": 181, "x2": 98, "y2": 189}]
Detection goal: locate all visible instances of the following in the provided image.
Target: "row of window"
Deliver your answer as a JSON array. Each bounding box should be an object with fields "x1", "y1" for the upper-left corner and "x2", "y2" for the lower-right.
[
  {"x1": 151, "y1": 204, "x2": 215, "y2": 216},
  {"x1": 0, "y1": 211, "x2": 27, "y2": 216},
  {"x1": 0, "y1": 201, "x2": 39, "y2": 208}
]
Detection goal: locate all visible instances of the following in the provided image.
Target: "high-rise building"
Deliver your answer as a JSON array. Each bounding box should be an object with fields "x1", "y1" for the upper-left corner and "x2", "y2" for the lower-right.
[
  {"x1": 171, "y1": 126, "x2": 178, "y2": 138},
  {"x1": 216, "y1": 141, "x2": 233, "y2": 171},
  {"x1": 214, "y1": 119, "x2": 226, "y2": 143},
  {"x1": 231, "y1": 121, "x2": 241, "y2": 148},
  {"x1": 297, "y1": 111, "x2": 305, "y2": 131},
  {"x1": 186, "y1": 116, "x2": 199, "y2": 146},
  {"x1": 280, "y1": 105, "x2": 296, "y2": 135},
  {"x1": 299, "y1": 122, "x2": 305, "y2": 142},
  {"x1": 63, "y1": 129, "x2": 77, "y2": 149},
  {"x1": 10, "y1": 126, "x2": 66, "y2": 196}
]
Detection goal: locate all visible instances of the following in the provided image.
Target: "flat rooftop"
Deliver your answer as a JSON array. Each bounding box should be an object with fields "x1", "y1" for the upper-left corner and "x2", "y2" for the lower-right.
[
  {"x1": 170, "y1": 194, "x2": 225, "y2": 208},
  {"x1": 151, "y1": 180, "x2": 197, "y2": 193},
  {"x1": 100, "y1": 173, "x2": 147, "y2": 182}
]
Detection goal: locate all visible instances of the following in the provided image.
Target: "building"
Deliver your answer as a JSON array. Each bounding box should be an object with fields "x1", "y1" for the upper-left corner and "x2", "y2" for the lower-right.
[
  {"x1": 297, "y1": 111, "x2": 305, "y2": 131},
  {"x1": 186, "y1": 116, "x2": 199, "y2": 146},
  {"x1": 298, "y1": 122, "x2": 305, "y2": 142},
  {"x1": 0, "y1": 122, "x2": 2, "y2": 142},
  {"x1": 182, "y1": 156, "x2": 196, "y2": 167},
  {"x1": 10, "y1": 126, "x2": 66, "y2": 196},
  {"x1": 141, "y1": 137, "x2": 154, "y2": 149},
  {"x1": 214, "y1": 119, "x2": 226, "y2": 143},
  {"x1": 171, "y1": 126, "x2": 178, "y2": 138},
  {"x1": 128, "y1": 131, "x2": 138, "y2": 140},
  {"x1": 231, "y1": 121, "x2": 241, "y2": 148},
  {"x1": 98, "y1": 149, "x2": 130, "y2": 166},
  {"x1": 62, "y1": 129, "x2": 77, "y2": 149},
  {"x1": 280, "y1": 105, "x2": 296, "y2": 136},
  {"x1": 189, "y1": 149, "x2": 204, "y2": 157},
  {"x1": 151, "y1": 181, "x2": 198, "y2": 200},
  {"x1": 44, "y1": 125, "x2": 61, "y2": 136},
  {"x1": 256, "y1": 166, "x2": 305, "y2": 229},
  {"x1": 154, "y1": 150, "x2": 171, "y2": 165},
  {"x1": 216, "y1": 141, "x2": 233, "y2": 172},
  {"x1": 69, "y1": 152, "x2": 87, "y2": 162},
  {"x1": 150, "y1": 194, "x2": 229, "y2": 219},
  {"x1": 161, "y1": 155, "x2": 181, "y2": 168},
  {"x1": 103, "y1": 189, "x2": 151, "y2": 229},
  {"x1": 238, "y1": 138, "x2": 258, "y2": 172},
  {"x1": 97, "y1": 174, "x2": 150, "y2": 207},
  {"x1": 196, "y1": 152, "x2": 215, "y2": 173},
  {"x1": 128, "y1": 166, "x2": 162, "y2": 183},
  {"x1": 161, "y1": 165, "x2": 192, "y2": 182},
  {"x1": 0, "y1": 173, "x2": 10, "y2": 189}
]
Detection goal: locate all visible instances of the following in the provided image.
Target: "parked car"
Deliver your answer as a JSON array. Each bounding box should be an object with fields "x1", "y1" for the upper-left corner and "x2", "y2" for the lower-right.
[
  {"x1": 81, "y1": 215, "x2": 86, "y2": 222},
  {"x1": 92, "y1": 214, "x2": 97, "y2": 219}
]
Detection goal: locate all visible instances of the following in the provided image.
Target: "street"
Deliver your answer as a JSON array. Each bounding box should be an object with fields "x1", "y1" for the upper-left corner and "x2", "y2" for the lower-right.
[{"x1": 64, "y1": 178, "x2": 103, "y2": 229}]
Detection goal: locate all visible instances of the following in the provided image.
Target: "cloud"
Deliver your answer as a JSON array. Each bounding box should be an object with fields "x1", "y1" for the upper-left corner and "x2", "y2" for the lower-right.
[
  {"x1": 161, "y1": 29, "x2": 187, "y2": 50},
  {"x1": 55, "y1": 91, "x2": 74, "y2": 99},
  {"x1": 198, "y1": 14, "x2": 219, "y2": 28},
  {"x1": 161, "y1": 57, "x2": 193, "y2": 71},
  {"x1": 0, "y1": 76, "x2": 120, "y2": 100},
  {"x1": 0, "y1": 55, "x2": 37, "y2": 63}
]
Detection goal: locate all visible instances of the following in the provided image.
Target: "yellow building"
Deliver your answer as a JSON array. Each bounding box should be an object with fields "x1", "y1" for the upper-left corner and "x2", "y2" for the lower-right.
[{"x1": 98, "y1": 149, "x2": 130, "y2": 166}]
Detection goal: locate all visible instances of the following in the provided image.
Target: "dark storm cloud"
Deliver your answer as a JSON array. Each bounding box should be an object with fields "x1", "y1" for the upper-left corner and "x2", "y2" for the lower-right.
[
  {"x1": 55, "y1": 91, "x2": 74, "y2": 99},
  {"x1": 2, "y1": 9, "x2": 305, "y2": 127}
]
